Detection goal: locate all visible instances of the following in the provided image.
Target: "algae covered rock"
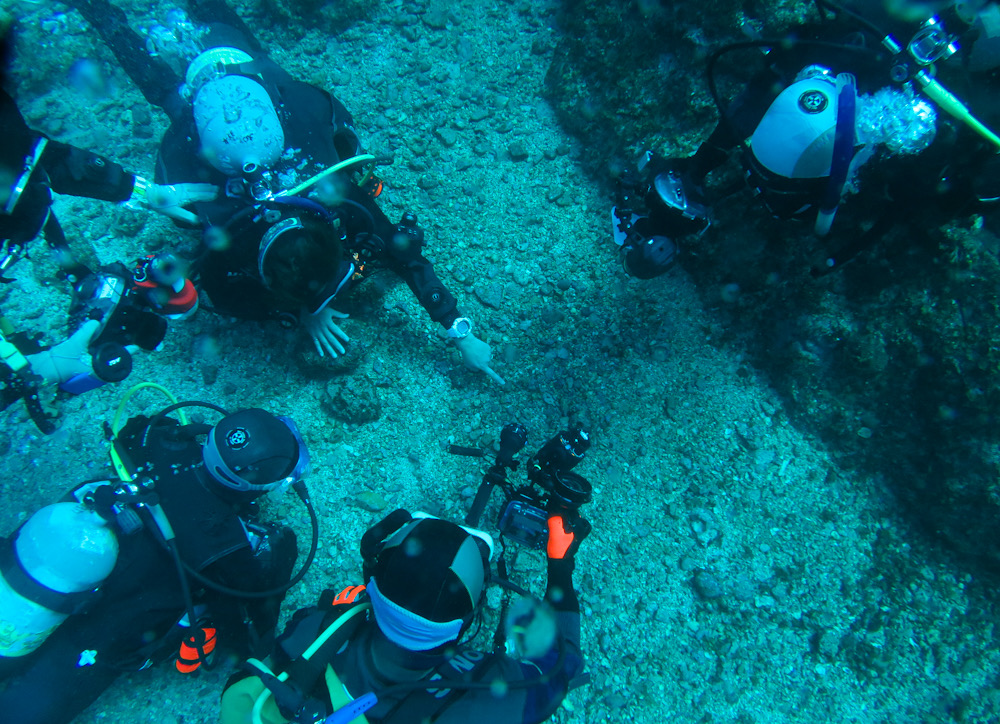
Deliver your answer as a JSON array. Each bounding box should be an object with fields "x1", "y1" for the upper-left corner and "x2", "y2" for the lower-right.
[{"x1": 320, "y1": 376, "x2": 381, "y2": 425}]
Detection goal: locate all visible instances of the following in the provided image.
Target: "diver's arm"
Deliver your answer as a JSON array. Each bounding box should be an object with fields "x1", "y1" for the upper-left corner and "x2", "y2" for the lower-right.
[
  {"x1": 2, "y1": 88, "x2": 133, "y2": 202},
  {"x1": 342, "y1": 180, "x2": 506, "y2": 380},
  {"x1": 41, "y1": 142, "x2": 217, "y2": 222},
  {"x1": 362, "y1": 205, "x2": 505, "y2": 382},
  {"x1": 440, "y1": 561, "x2": 583, "y2": 724},
  {"x1": 347, "y1": 186, "x2": 462, "y2": 328},
  {"x1": 203, "y1": 522, "x2": 298, "y2": 659},
  {"x1": 40, "y1": 141, "x2": 136, "y2": 202},
  {"x1": 508, "y1": 518, "x2": 587, "y2": 723},
  {"x1": 388, "y1": 253, "x2": 461, "y2": 329}
]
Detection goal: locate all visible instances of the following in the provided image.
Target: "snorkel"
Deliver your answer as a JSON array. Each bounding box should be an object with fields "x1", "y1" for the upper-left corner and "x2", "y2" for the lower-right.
[{"x1": 815, "y1": 72, "x2": 858, "y2": 236}]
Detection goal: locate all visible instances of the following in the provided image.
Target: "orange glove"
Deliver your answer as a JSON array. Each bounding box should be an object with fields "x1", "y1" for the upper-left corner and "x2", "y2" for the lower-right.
[{"x1": 546, "y1": 515, "x2": 591, "y2": 560}]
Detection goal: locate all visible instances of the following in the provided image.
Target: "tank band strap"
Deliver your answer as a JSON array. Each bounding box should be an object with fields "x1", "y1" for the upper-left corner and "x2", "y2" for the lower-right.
[{"x1": 0, "y1": 536, "x2": 101, "y2": 615}]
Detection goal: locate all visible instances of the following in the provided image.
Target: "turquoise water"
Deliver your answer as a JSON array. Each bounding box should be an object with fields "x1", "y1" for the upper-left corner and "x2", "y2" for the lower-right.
[{"x1": 3, "y1": 0, "x2": 1000, "y2": 722}]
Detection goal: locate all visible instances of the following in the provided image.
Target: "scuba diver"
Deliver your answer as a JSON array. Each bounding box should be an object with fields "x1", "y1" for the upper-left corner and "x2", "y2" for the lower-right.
[
  {"x1": 219, "y1": 508, "x2": 588, "y2": 724},
  {"x1": 0, "y1": 24, "x2": 216, "y2": 432},
  {"x1": 0, "y1": 399, "x2": 318, "y2": 724},
  {"x1": 68, "y1": 0, "x2": 505, "y2": 384},
  {"x1": 612, "y1": 0, "x2": 1000, "y2": 278}
]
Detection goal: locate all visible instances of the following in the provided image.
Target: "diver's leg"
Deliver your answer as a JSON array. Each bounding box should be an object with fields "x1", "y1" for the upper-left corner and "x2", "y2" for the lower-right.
[
  {"x1": 184, "y1": 0, "x2": 265, "y2": 54},
  {"x1": 811, "y1": 210, "x2": 897, "y2": 276},
  {"x1": 0, "y1": 625, "x2": 122, "y2": 724},
  {"x1": 68, "y1": 0, "x2": 185, "y2": 120},
  {"x1": 689, "y1": 68, "x2": 783, "y2": 181}
]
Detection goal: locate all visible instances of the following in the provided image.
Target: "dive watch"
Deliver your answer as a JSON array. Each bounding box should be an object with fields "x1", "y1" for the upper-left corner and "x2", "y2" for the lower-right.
[{"x1": 446, "y1": 317, "x2": 473, "y2": 340}]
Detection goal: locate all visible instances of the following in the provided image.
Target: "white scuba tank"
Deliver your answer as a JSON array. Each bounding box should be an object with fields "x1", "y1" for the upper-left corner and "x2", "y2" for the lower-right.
[
  {"x1": 749, "y1": 72, "x2": 840, "y2": 180},
  {"x1": 0, "y1": 502, "x2": 119, "y2": 657}
]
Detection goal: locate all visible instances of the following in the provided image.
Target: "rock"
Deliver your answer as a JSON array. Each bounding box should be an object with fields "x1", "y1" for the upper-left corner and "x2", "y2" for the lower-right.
[
  {"x1": 732, "y1": 575, "x2": 755, "y2": 602},
  {"x1": 474, "y1": 282, "x2": 504, "y2": 308},
  {"x1": 604, "y1": 692, "x2": 628, "y2": 710},
  {"x1": 321, "y1": 377, "x2": 381, "y2": 424},
  {"x1": 112, "y1": 208, "x2": 147, "y2": 238},
  {"x1": 818, "y1": 629, "x2": 840, "y2": 658},
  {"x1": 754, "y1": 448, "x2": 776, "y2": 466},
  {"x1": 469, "y1": 106, "x2": 491, "y2": 122},
  {"x1": 507, "y1": 141, "x2": 529, "y2": 161},
  {"x1": 435, "y1": 127, "x2": 458, "y2": 147},
  {"x1": 689, "y1": 509, "x2": 719, "y2": 546},
  {"x1": 356, "y1": 490, "x2": 388, "y2": 512},
  {"x1": 422, "y1": 8, "x2": 449, "y2": 29},
  {"x1": 200, "y1": 364, "x2": 218, "y2": 386},
  {"x1": 539, "y1": 306, "x2": 564, "y2": 325},
  {"x1": 693, "y1": 570, "x2": 724, "y2": 600},
  {"x1": 131, "y1": 105, "x2": 152, "y2": 125},
  {"x1": 294, "y1": 339, "x2": 363, "y2": 379},
  {"x1": 530, "y1": 39, "x2": 550, "y2": 55}
]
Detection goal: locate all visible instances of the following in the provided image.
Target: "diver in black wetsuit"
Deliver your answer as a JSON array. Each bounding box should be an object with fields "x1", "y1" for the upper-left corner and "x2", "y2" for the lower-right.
[
  {"x1": 0, "y1": 25, "x2": 216, "y2": 431},
  {"x1": 612, "y1": 0, "x2": 1000, "y2": 279},
  {"x1": 0, "y1": 404, "x2": 311, "y2": 724},
  {"x1": 70, "y1": 0, "x2": 505, "y2": 384}
]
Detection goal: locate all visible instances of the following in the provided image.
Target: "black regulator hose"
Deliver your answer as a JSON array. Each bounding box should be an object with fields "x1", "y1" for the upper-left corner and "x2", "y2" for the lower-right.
[
  {"x1": 707, "y1": 0, "x2": 900, "y2": 121},
  {"x1": 167, "y1": 536, "x2": 216, "y2": 670},
  {"x1": 141, "y1": 399, "x2": 230, "y2": 447}
]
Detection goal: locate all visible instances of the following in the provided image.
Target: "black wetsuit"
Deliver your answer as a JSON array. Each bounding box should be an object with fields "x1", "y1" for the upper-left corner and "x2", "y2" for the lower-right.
[
  {"x1": 71, "y1": 0, "x2": 462, "y2": 328},
  {"x1": 0, "y1": 88, "x2": 136, "y2": 264},
  {"x1": 0, "y1": 415, "x2": 296, "y2": 724},
  {"x1": 253, "y1": 557, "x2": 583, "y2": 724}
]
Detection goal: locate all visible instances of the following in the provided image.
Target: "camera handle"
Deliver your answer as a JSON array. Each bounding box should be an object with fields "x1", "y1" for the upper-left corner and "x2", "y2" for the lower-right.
[
  {"x1": 466, "y1": 466, "x2": 507, "y2": 528},
  {"x1": 449, "y1": 422, "x2": 528, "y2": 528}
]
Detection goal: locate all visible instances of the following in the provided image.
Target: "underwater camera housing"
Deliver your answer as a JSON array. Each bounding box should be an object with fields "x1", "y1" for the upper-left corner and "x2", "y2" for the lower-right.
[
  {"x1": 62, "y1": 267, "x2": 168, "y2": 393},
  {"x1": 449, "y1": 423, "x2": 593, "y2": 550},
  {"x1": 69, "y1": 267, "x2": 168, "y2": 353}
]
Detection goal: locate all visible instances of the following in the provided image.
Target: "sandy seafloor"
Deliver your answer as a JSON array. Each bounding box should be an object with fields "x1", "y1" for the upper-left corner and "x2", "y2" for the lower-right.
[{"x1": 3, "y1": 0, "x2": 1000, "y2": 722}]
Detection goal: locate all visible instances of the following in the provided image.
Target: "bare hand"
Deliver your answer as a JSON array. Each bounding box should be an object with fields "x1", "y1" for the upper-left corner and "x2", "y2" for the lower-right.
[{"x1": 454, "y1": 333, "x2": 505, "y2": 385}]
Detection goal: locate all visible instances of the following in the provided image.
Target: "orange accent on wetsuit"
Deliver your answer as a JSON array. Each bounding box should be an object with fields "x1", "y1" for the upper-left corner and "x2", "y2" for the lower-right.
[
  {"x1": 176, "y1": 627, "x2": 217, "y2": 673},
  {"x1": 331, "y1": 584, "x2": 366, "y2": 606}
]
